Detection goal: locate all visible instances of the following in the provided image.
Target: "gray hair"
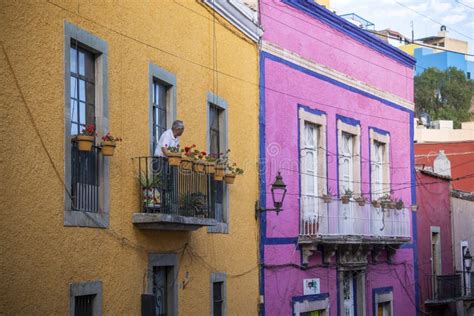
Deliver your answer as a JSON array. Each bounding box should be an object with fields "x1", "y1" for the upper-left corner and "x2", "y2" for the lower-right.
[{"x1": 172, "y1": 120, "x2": 184, "y2": 130}]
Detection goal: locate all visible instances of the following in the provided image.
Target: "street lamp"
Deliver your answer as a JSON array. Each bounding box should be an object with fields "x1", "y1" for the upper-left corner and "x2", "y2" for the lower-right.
[
  {"x1": 464, "y1": 248, "x2": 472, "y2": 272},
  {"x1": 256, "y1": 172, "x2": 287, "y2": 217},
  {"x1": 463, "y1": 248, "x2": 472, "y2": 296}
]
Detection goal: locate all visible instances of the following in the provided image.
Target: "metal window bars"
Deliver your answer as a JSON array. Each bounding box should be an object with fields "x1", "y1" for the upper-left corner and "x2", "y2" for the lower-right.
[{"x1": 71, "y1": 142, "x2": 100, "y2": 212}]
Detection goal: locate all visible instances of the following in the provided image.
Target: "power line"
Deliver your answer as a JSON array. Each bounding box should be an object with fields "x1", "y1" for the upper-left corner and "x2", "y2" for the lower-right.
[
  {"x1": 456, "y1": 0, "x2": 474, "y2": 10},
  {"x1": 393, "y1": 0, "x2": 474, "y2": 41}
]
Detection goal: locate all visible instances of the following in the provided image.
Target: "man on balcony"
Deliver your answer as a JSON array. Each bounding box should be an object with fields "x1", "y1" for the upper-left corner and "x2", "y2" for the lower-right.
[{"x1": 155, "y1": 120, "x2": 184, "y2": 157}]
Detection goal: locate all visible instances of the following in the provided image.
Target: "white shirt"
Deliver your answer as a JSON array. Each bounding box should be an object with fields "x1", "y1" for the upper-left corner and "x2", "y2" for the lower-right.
[{"x1": 154, "y1": 129, "x2": 180, "y2": 157}]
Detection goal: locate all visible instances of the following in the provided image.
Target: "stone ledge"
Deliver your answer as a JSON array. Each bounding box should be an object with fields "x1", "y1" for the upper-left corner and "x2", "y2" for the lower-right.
[{"x1": 132, "y1": 213, "x2": 217, "y2": 231}]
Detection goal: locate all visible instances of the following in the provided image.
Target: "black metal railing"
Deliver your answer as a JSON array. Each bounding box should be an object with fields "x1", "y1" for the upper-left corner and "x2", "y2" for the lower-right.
[
  {"x1": 137, "y1": 156, "x2": 217, "y2": 219},
  {"x1": 71, "y1": 143, "x2": 100, "y2": 212},
  {"x1": 425, "y1": 274, "x2": 463, "y2": 301}
]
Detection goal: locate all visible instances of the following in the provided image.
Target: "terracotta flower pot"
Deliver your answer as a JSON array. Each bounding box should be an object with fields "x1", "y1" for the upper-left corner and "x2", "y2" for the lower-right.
[
  {"x1": 356, "y1": 198, "x2": 365, "y2": 207},
  {"x1": 341, "y1": 195, "x2": 350, "y2": 204},
  {"x1": 214, "y1": 173, "x2": 224, "y2": 181},
  {"x1": 322, "y1": 195, "x2": 332, "y2": 203},
  {"x1": 75, "y1": 135, "x2": 94, "y2": 151},
  {"x1": 215, "y1": 164, "x2": 226, "y2": 177},
  {"x1": 100, "y1": 141, "x2": 116, "y2": 156},
  {"x1": 181, "y1": 156, "x2": 193, "y2": 171},
  {"x1": 224, "y1": 173, "x2": 236, "y2": 184},
  {"x1": 388, "y1": 201, "x2": 396, "y2": 209},
  {"x1": 372, "y1": 200, "x2": 381, "y2": 208},
  {"x1": 205, "y1": 162, "x2": 216, "y2": 174},
  {"x1": 166, "y1": 152, "x2": 182, "y2": 167},
  {"x1": 193, "y1": 160, "x2": 206, "y2": 173}
]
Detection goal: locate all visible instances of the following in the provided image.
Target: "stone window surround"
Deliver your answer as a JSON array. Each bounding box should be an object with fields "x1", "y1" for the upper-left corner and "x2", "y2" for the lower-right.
[
  {"x1": 69, "y1": 280, "x2": 102, "y2": 316},
  {"x1": 369, "y1": 128, "x2": 391, "y2": 200},
  {"x1": 210, "y1": 272, "x2": 227, "y2": 316},
  {"x1": 372, "y1": 287, "x2": 393, "y2": 316},
  {"x1": 148, "y1": 63, "x2": 177, "y2": 155},
  {"x1": 63, "y1": 21, "x2": 110, "y2": 228},
  {"x1": 292, "y1": 293, "x2": 330, "y2": 316},
  {"x1": 207, "y1": 92, "x2": 229, "y2": 234},
  {"x1": 299, "y1": 107, "x2": 328, "y2": 197},
  {"x1": 147, "y1": 253, "x2": 179, "y2": 316},
  {"x1": 337, "y1": 119, "x2": 361, "y2": 195}
]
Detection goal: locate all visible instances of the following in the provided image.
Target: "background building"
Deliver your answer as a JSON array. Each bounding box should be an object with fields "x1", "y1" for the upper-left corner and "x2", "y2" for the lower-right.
[
  {"x1": 0, "y1": 1, "x2": 262, "y2": 314},
  {"x1": 259, "y1": 0, "x2": 416, "y2": 315}
]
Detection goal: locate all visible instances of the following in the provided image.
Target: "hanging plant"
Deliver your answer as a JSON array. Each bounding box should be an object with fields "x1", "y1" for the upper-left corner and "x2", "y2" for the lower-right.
[
  {"x1": 100, "y1": 132, "x2": 122, "y2": 157},
  {"x1": 355, "y1": 194, "x2": 366, "y2": 207},
  {"x1": 341, "y1": 189, "x2": 353, "y2": 204},
  {"x1": 74, "y1": 124, "x2": 96, "y2": 151},
  {"x1": 165, "y1": 145, "x2": 182, "y2": 166}
]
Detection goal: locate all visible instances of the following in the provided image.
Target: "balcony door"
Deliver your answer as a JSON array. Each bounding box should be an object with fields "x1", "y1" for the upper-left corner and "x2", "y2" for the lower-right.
[
  {"x1": 372, "y1": 141, "x2": 384, "y2": 235},
  {"x1": 339, "y1": 132, "x2": 354, "y2": 234}
]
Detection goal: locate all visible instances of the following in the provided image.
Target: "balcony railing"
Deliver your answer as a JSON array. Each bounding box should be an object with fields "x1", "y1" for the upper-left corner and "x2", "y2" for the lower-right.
[
  {"x1": 132, "y1": 156, "x2": 218, "y2": 230},
  {"x1": 425, "y1": 274, "x2": 463, "y2": 303},
  {"x1": 71, "y1": 143, "x2": 100, "y2": 212},
  {"x1": 299, "y1": 196, "x2": 411, "y2": 242}
]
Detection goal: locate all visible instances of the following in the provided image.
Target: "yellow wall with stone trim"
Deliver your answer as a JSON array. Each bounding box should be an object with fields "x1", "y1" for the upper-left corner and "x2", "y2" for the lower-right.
[{"x1": 0, "y1": 1, "x2": 259, "y2": 314}]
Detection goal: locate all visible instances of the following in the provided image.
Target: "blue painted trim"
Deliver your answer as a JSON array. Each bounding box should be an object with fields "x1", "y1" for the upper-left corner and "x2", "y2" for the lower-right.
[
  {"x1": 372, "y1": 287, "x2": 393, "y2": 316},
  {"x1": 258, "y1": 52, "x2": 267, "y2": 316},
  {"x1": 291, "y1": 293, "x2": 330, "y2": 316},
  {"x1": 370, "y1": 127, "x2": 390, "y2": 136},
  {"x1": 336, "y1": 114, "x2": 360, "y2": 127},
  {"x1": 409, "y1": 111, "x2": 420, "y2": 315},
  {"x1": 281, "y1": 0, "x2": 415, "y2": 68},
  {"x1": 298, "y1": 103, "x2": 326, "y2": 116},
  {"x1": 261, "y1": 51, "x2": 413, "y2": 115},
  {"x1": 265, "y1": 237, "x2": 299, "y2": 245}
]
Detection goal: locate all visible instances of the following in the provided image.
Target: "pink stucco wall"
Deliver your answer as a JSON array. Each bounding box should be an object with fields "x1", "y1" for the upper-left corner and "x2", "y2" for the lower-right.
[
  {"x1": 260, "y1": 1, "x2": 416, "y2": 315},
  {"x1": 416, "y1": 172, "x2": 453, "y2": 307}
]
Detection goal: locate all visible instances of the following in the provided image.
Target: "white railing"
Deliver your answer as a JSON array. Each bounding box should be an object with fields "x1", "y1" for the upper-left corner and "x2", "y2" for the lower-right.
[{"x1": 299, "y1": 196, "x2": 411, "y2": 238}]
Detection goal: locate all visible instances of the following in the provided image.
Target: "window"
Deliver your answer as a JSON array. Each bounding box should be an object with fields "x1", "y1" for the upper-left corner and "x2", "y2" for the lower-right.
[
  {"x1": 75, "y1": 294, "x2": 96, "y2": 316},
  {"x1": 207, "y1": 93, "x2": 228, "y2": 234},
  {"x1": 64, "y1": 22, "x2": 109, "y2": 228},
  {"x1": 302, "y1": 122, "x2": 319, "y2": 220},
  {"x1": 213, "y1": 282, "x2": 224, "y2": 316},
  {"x1": 147, "y1": 253, "x2": 178, "y2": 316},
  {"x1": 69, "y1": 281, "x2": 102, "y2": 316},
  {"x1": 152, "y1": 80, "x2": 169, "y2": 154},
  {"x1": 339, "y1": 270, "x2": 366, "y2": 316},
  {"x1": 370, "y1": 129, "x2": 390, "y2": 201},
  {"x1": 70, "y1": 41, "x2": 100, "y2": 213},
  {"x1": 337, "y1": 118, "x2": 361, "y2": 196},
  {"x1": 148, "y1": 64, "x2": 176, "y2": 155},
  {"x1": 431, "y1": 227, "x2": 442, "y2": 276},
  {"x1": 210, "y1": 104, "x2": 225, "y2": 223},
  {"x1": 292, "y1": 293, "x2": 329, "y2": 316},
  {"x1": 211, "y1": 273, "x2": 227, "y2": 316},
  {"x1": 373, "y1": 287, "x2": 393, "y2": 316}
]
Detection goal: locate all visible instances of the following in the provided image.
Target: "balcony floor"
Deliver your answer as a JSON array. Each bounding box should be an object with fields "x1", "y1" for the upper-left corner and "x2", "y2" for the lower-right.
[
  {"x1": 132, "y1": 213, "x2": 217, "y2": 231},
  {"x1": 298, "y1": 234, "x2": 411, "y2": 245}
]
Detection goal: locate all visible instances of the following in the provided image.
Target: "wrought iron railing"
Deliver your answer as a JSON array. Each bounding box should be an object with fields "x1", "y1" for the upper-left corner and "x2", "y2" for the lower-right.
[
  {"x1": 71, "y1": 143, "x2": 100, "y2": 212},
  {"x1": 137, "y1": 156, "x2": 217, "y2": 219},
  {"x1": 299, "y1": 197, "x2": 411, "y2": 238},
  {"x1": 425, "y1": 274, "x2": 463, "y2": 301}
]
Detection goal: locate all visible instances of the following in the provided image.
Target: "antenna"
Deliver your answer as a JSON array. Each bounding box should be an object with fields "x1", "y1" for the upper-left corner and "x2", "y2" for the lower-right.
[{"x1": 410, "y1": 20, "x2": 414, "y2": 42}]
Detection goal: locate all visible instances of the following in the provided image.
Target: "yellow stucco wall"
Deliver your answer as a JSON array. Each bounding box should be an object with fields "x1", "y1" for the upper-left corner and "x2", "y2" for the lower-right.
[{"x1": 0, "y1": 1, "x2": 259, "y2": 314}]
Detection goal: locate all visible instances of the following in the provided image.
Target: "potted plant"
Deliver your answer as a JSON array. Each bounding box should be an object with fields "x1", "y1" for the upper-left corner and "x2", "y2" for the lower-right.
[
  {"x1": 180, "y1": 192, "x2": 208, "y2": 217},
  {"x1": 139, "y1": 173, "x2": 162, "y2": 209},
  {"x1": 74, "y1": 124, "x2": 96, "y2": 151},
  {"x1": 355, "y1": 194, "x2": 366, "y2": 207},
  {"x1": 371, "y1": 199, "x2": 381, "y2": 208},
  {"x1": 181, "y1": 145, "x2": 196, "y2": 171},
  {"x1": 322, "y1": 193, "x2": 332, "y2": 204},
  {"x1": 215, "y1": 149, "x2": 230, "y2": 181},
  {"x1": 165, "y1": 145, "x2": 182, "y2": 166},
  {"x1": 395, "y1": 198, "x2": 404, "y2": 210},
  {"x1": 100, "y1": 132, "x2": 122, "y2": 156},
  {"x1": 380, "y1": 194, "x2": 394, "y2": 209},
  {"x1": 193, "y1": 151, "x2": 207, "y2": 173},
  {"x1": 225, "y1": 162, "x2": 244, "y2": 184},
  {"x1": 205, "y1": 153, "x2": 218, "y2": 174},
  {"x1": 341, "y1": 189, "x2": 353, "y2": 204}
]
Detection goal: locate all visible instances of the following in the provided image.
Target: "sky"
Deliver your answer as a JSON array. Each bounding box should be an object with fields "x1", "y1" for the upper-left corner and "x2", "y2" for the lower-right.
[{"x1": 330, "y1": 0, "x2": 474, "y2": 55}]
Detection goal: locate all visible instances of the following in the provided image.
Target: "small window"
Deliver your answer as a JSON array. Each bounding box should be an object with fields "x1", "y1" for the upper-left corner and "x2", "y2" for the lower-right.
[
  {"x1": 371, "y1": 141, "x2": 385, "y2": 199},
  {"x1": 213, "y1": 281, "x2": 224, "y2": 316},
  {"x1": 152, "y1": 80, "x2": 169, "y2": 154},
  {"x1": 302, "y1": 122, "x2": 319, "y2": 219},
  {"x1": 301, "y1": 311, "x2": 323, "y2": 316},
  {"x1": 467, "y1": 72, "x2": 471, "y2": 80},
  {"x1": 74, "y1": 294, "x2": 96, "y2": 316},
  {"x1": 340, "y1": 132, "x2": 355, "y2": 194},
  {"x1": 377, "y1": 301, "x2": 391, "y2": 316},
  {"x1": 209, "y1": 104, "x2": 225, "y2": 223}
]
